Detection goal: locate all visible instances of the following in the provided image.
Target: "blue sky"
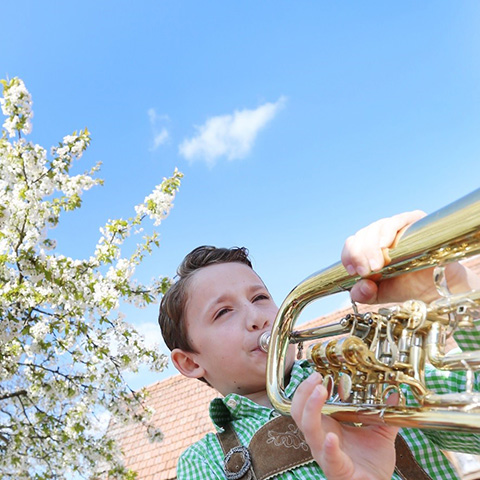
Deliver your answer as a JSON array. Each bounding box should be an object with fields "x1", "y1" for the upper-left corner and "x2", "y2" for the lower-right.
[{"x1": 2, "y1": 1, "x2": 480, "y2": 389}]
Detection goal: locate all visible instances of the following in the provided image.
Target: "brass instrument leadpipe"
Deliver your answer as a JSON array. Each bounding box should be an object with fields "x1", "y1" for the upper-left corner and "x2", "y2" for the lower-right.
[
  {"x1": 259, "y1": 318, "x2": 355, "y2": 353},
  {"x1": 265, "y1": 188, "x2": 480, "y2": 432}
]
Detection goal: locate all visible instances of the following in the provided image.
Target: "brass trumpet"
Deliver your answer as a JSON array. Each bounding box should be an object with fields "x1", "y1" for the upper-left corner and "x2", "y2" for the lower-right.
[{"x1": 265, "y1": 188, "x2": 480, "y2": 432}]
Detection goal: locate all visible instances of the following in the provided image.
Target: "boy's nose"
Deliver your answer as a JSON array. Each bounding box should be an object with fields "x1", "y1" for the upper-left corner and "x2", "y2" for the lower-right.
[{"x1": 246, "y1": 308, "x2": 270, "y2": 331}]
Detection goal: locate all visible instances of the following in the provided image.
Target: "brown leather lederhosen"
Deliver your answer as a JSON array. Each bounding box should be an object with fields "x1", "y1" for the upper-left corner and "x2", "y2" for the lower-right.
[{"x1": 216, "y1": 415, "x2": 432, "y2": 480}]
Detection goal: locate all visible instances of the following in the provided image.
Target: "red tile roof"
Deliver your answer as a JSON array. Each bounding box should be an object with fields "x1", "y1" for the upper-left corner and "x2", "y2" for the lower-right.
[
  {"x1": 108, "y1": 375, "x2": 219, "y2": 480},
  {"x1": 108, "y1": 256, "x2": 480, "y2": 480}
]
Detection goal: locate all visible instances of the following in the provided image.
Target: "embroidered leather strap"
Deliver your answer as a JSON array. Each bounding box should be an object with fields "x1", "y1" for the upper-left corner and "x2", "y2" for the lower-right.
[
  {"x1": 217, "y1": 416, "x2": 313, "y2": 480},
  {"x1": 394, "y1": 434, "x2": 432, "y2": 480},
  {"x1": 217, "y1": 417, "x2": 432, "y2": 480},
  {"x1": 217, "y1": 423, "x2": 256, "y2": 480}
]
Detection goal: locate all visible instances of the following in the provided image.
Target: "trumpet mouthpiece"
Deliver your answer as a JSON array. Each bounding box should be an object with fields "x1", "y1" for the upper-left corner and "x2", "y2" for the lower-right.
[{"x1": 258, "y1": 331, "x2": 270, "y2": 353}]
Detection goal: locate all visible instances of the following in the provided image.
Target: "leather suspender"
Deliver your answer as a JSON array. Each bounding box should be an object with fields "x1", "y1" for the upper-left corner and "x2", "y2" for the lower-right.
[
  {"x1": 394, "y1": 435, "x2": 432, "y2": 480},
  {"x1": 217, "y1": 417, "x2": 433, "y2": 480},
  {"x1": 218, "y1": 416, "x2": 314, "y2": 480}
]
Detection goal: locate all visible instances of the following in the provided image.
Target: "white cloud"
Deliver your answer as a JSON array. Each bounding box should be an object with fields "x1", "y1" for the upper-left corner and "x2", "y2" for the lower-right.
[
  {"x1": 147, "y1": 108, "x2": 157, "y2": 124},
  {"x1": 153, "y1": 128, "x2": 169, "y2": 149},
  {"x1": 178, "y1": 96, "x2": 286, "y2": 166},
  {"x1": 148, "y1": 108, "x2": 170, "y2": 150}
]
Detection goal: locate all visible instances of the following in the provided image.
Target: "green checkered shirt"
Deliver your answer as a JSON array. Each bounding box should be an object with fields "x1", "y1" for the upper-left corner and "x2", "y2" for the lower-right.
[{"x1": 177, "y1": 322, "x2": 480, "y2": 479}]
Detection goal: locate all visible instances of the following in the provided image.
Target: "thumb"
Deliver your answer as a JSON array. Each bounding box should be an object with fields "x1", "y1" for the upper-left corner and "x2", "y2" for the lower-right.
[
  {"x1": 350, "y1": 279, "x2": 378, "y2": 304},
  {"x1": 320, "y1": 433, "x2": 354, "y2": 480}
]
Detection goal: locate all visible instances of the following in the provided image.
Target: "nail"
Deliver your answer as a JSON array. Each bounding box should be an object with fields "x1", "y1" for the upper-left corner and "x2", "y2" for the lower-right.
[
  {"x1": 360, "y1": 282, "x2": 372, "y2": 297},
  {"x1": 307, "y1": 372, "x2": 322, "y2": 385},
  {"x1": 346, "y1": 264, "x2": 356, "y2": 275},
  {"x1": 369, "y1": 258, "x2": 381, "y2": 272},
  {"x1": 357, "y1": 265, "x2": 369, "y2": 277}
]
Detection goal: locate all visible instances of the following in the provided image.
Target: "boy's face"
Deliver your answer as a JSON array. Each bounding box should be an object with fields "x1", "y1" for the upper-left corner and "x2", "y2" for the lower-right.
[{"x1": 180, "y1": 262, "x2": 294, "y2": 398}]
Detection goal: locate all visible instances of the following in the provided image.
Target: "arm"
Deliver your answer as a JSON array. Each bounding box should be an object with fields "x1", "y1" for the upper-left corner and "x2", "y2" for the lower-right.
[
  {"x1": 289, "y1": 211, "x2": 480, "y2": 479},
  {"x1": 340, "y1": 210, "x2": 480, "y2": 455},
  {"x1": 340, "y1": 210, "x2": 480, "y2": 304}
]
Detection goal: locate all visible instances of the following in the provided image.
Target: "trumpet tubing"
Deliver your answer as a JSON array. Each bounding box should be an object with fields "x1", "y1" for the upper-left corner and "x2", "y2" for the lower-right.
[{"x1": 266, "y1": 188, "x2": 480, "y2": 432}]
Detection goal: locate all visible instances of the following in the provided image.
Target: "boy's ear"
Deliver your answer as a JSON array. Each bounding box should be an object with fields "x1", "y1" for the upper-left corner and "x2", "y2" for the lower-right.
[{"x1": 171, "y1": 348, "x2": 206, "y2": 379}]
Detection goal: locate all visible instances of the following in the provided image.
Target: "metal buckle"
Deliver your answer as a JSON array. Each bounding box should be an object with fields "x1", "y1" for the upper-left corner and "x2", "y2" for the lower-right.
[{"x1": 223, "y1": 445, "x2": 252, "y2": 480}]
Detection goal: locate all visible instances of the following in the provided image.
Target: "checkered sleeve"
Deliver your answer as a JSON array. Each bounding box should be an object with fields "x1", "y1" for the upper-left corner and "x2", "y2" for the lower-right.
[
  {"x1": 420, "y1": 319, "x2": 480, "y2": 453},
  {"x1": 453, "y1": 318, "x2": 480, "y2": 351}
]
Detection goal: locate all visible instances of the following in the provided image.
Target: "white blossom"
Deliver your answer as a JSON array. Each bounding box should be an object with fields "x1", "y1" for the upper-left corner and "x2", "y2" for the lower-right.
[
  {"x1": 30, "y1": 319, "x2": 50, "y2": 341},
  {"x1": 134, "y1": 171, "x2": 181, "y2": 226},
  {"x1": 0, "y1": 78, "x2": 33, "y2": 137},
  {"x1": 0, "y1": 77, "x2": 182, "y2": 479}
]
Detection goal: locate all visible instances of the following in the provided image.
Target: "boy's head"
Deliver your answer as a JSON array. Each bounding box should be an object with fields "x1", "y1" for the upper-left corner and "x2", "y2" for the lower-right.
[
  {"x1": 158, "y1": 246, "x2": 289, "y2": 397},
  {"x1": 159, "y1": 245, "x2": 253, "y2": 355}
]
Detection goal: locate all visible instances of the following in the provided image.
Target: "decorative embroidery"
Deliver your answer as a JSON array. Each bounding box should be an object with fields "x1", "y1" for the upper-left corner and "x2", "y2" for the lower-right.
[{"x1": 266, "y1": 423, "x2": 309, "y2": 451}]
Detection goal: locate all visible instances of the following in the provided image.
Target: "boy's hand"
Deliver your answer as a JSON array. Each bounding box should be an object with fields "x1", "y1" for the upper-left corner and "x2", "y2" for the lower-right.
[
  {"x1": 340, "y1": 210, "x2": 443, "y2": 304},
  {"x1": 291, "y1": 373, "x2": 398, "y2": 480}
]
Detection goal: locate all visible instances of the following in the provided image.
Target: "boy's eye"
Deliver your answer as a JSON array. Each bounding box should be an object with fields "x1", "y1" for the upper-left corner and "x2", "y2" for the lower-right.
[
  {"x1": 253, "y1": 294, "x2": 269, "y2": 302},
  {"x1": 214, "y1": 308, "x2": 230, "y2": 320}
]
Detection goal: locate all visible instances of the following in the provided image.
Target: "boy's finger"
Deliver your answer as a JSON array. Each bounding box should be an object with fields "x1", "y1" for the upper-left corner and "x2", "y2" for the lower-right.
[
  {"x1": 342, "y1": 210, "x2": 426, "y2": 277},
  {"x1": 342, "y1": 228, "x2": 383, "y2": 277},
  {"x1": 294, "y1": 379, "x2": 330, "y2": 452},
  {"x1": 320, "y1": 432, "x2": 354, "y2": 480},
  {"x1": 291, "y1": 373, "x2": 323, "y2": 428},
  {"x1": 350, "y1": 279, "x2": 378, "y2": 304}
]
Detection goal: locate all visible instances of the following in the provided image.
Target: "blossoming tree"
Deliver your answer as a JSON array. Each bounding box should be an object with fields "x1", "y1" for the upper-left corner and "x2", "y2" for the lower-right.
[{"x1": 0, "y1": 78, "x2": 182, "y2": 479}]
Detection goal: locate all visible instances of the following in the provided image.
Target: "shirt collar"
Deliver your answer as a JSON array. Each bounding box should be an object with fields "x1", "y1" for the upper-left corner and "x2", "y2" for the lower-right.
[{"x1": 209, "y1": 360, "x2": 312, "y2": 428}]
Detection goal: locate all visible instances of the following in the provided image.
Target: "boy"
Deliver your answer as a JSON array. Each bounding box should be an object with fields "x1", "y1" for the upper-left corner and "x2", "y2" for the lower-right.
[{"x1": 159, "y1": 211, "x2": 480, "y2": 480}]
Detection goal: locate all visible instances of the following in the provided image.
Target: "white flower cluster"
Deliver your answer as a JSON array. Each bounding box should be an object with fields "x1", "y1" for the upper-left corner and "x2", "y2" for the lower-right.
[
  {"x1": 0, "y1": 78, "x2": 182, "y2": 479},
  {"x1": 52, "y1": 132, "x2": 89, "y2": 161},
  {"x1": 134, "y1": 168, "x2": 183, "y2": 226},
  {"x1": 135, "y1": 186, "x2": 174, "y2": 226},
  {"x1": 0, "y1": 78, "x2": 33, "y2": 137}
]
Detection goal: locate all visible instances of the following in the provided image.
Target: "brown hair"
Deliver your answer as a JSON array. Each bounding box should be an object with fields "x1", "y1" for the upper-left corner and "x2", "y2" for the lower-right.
[{"x1": 158, "y1": 246, "x2": 253, "y2": 354}]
